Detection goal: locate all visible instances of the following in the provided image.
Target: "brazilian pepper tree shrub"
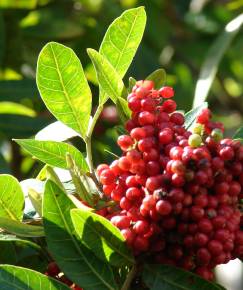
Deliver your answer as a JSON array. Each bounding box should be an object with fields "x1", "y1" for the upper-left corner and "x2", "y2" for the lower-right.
[{"x1": 0, "y1": 6, "x2": 242, "y2": 290}]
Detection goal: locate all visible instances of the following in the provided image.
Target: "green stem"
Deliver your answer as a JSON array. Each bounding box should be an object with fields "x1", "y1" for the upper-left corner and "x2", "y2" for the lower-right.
[
  {"x1": 121, "y1": 265, "x2": 137, "y2": 290},
  {"x1": 87, "y1": 105, "x2": 104, "y2": 138},
  {"x1": 66, "y1": 154, "x2": 94, "y2": 206},
  {"x1": 85, "y1": 105, "x2": 103, "y2": 185}
]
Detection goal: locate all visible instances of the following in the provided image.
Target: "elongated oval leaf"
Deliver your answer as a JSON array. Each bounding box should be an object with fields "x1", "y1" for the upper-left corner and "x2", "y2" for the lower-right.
[
  {"x1": 35, "y1": 121, "x2": 79, "y2": 142},
  {"x1": 43, "y1": 180, "x2": 118, "y2": 290},
  {"x1": 184, "y1": 102, "x2": 208, "y2": 130},
  {"x1": 100, "y1": 7, "x2": 146, "y2": 78},
  {"x1": 71, "y1": 208, "x2": 134, "y2": 267},
  {"x1": 0, "y1": 235, "x2": 41, "y2": 265},
  {"x1": 87, "y1": 48, "x2": 126, "y2": 104},
  {"x1": 0, "y1": 175, "x2": 24, "y2": 221},
  {"x1": 37, "y1": 42, "x2": 92, "y2": 138},
  {"x1": 143, "y1": 264, "x2": 226, "y2": 290},
  {"x1": 0, "y1": 217, "x2": 44, "y2": 237},
  {"x1": 15, "y1": 139, "x2": 88, "y2": 172},
  {"x1": 0, "y1": 265, "x2": 70, "y2": 290},
  {"x1": 99, "y1": 7, "x2": 146, "y2": 104},
  {"x1": 193, "y1": 14, "x2": 243, "y2": 108},
  {"x1": 146, "y1": 69, "x2": 166, "y2": 89}
]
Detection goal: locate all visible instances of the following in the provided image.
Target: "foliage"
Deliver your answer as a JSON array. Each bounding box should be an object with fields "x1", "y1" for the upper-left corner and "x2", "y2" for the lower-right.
[{"x1": 0, "y1": 2, "x2": 242, "y2": 290}]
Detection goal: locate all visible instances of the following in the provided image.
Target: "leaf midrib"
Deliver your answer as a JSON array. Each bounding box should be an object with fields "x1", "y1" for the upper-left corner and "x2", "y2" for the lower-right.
[
  {"x1": 19, "y1": 141, "x2": 67, "y2": 163},
  {"x1": 50, "y1": 185, "x2": 116, "y2": 290},
  {"x1": 113, "y1": 9, "x2": 140, "y2": 75},
  {"x1": 50, "y1": 43, "x2": 84, "y2": 136},
  {"x1": 73, "y1": 211, "x2": 134, "y2": 265},
  {"x1": 0, "y1": 198, "x2": 18, "y2": 221}
]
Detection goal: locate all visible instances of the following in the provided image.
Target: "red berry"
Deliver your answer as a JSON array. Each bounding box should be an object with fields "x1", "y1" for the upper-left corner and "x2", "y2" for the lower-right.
[
  {"x1": 162, "y1": 99, "x2": 177, "y2": 113},
  {"x1": 159, "y1": 129, "x2": 173, "y2": 144},
  {"x1": 138, "y1": 111, "x2": 155, "y2": 126},
  {"x1": 156, "y1": 200, "x2": 172, "y2": 215},
  {"x1": 133, "y1": 220, "x2": 150, "y2": 235},
  {"x1": 159, "y1": 86, "x2": 174, "y2": 98},
  {"x1": 100, "y1": 169, "x2": 116, "y2": 185}
]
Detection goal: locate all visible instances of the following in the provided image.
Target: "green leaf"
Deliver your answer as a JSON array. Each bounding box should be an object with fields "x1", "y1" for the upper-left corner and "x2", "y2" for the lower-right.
[
  {"x1": 0, "y1": 115, "x2": 50, "y2": 139},
  {"x1": 233, "y1": 126, "x2": 243, "y2": 140},
  {"x1": 28, "y1": 189, "x2": 42, "y2": 217},
  {"x1": 184, "y1": 102, "x2": 208, "y2": 130},
  {"x1": 0, "y1": 234, "x2": 41, "y2": 265},
  {"x1": 15, "y1": 139, "x2": 89, "y2": 172},
  {"x1": 37, "y1": 42, "x2": 92, "y2": 138},
  {"x1": 143, "y1": 264, "x2": 226, "y2": 290},
  {"x1": 87, "y1": 48, "x2": 126, "y2": 104},
  {"x1": 0, "y1": 175, "x2": 24, "y2": 221},
  {"x1": 71, "y1": 208, "x2": 134, "y2": 267},
  {"x1": 0, "y1": 0, "x2": 37, "y2": 9},
  {"x1": 43, "y1": 180, "x2": 118, "y2": 290},
  {"x1": 128, "y1": 77, "x2": 136, "y2": 92},
  {"x1": 0, "y1": 102, "x2": 36, "y2": 117},
  {"x1": 35, "y1": 121, "x2": 79, "y2": 142},
  {"x1": 193, "y1": 14, "x2": 243, "y2": 108},
  {"x1": 116, "y1": 97, "x2": 131, "y2": 123},
  {"x1": 100, "y1": 7, "x2": 146, "y2": 78},
  {"x1": 0, "y1": 217, "x2": 44, "y2": 237},
  {"x1": 0, "y1": 265, "x2": 70, "y2": 290},
  {"x1": 146, "y1": 69, "x2": 166, "y2": 89}
]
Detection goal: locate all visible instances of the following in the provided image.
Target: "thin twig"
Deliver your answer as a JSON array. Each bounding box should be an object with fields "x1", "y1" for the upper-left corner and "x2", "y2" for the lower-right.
[{"x1": 121, "y1": 265, "x2": 137, "y2": 290}]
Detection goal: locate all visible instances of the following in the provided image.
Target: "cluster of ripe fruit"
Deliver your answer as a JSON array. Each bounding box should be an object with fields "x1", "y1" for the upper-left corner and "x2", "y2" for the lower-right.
[{"x1": 97, "y1": 80, "x2": 243, "y2": 280}]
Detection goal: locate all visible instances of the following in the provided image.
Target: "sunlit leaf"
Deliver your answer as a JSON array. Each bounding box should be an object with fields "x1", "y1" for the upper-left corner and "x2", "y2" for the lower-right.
[
  {"x1": 100, "y1": 7, "x2": 146, "y2": 78},
  {"x1": 15, "y1": 139, "x2": 88, "y2": 172},
  {"x1": 0, "y1": 175, "x2": 24, "y2": 221},
  {"x1": 43, "y1": 180, "x2": 118, "y2": 290},
  {"x1": 87, "y1": 48, "x2": 126, "y2": 104},
  {"x1": 0, "y1": 217, "x2": 44, "y2": 237},
  {"x1": 99, "y1": 7, "x2": 146, "y2": 104},
  {"x1": 71, "y1": 208, "x2": 134, "y2": 267},
  {"x1": 193, "y1": 14, "x2": 243, "y2": 108},
  {"x1": 37, "y1": 42, "x2": 92, "y2": 138}
]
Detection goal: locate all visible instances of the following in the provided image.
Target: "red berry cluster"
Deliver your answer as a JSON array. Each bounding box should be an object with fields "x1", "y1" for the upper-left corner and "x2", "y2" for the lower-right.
[
  {"x1": 45, "y1": 262, "x2": 82, "y2": 289},
  {"x1": 97, "y1": 80, "x2": 243, "y2": 280}
]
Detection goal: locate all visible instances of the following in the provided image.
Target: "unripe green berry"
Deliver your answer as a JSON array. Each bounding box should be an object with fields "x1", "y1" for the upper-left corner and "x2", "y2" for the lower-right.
[
  {"x1": 211, "y1": 128, "x2": 223, "y2": 142},
  {"x1": 188, "y1": 134, "x2": 202, "y2": 148},
  {"x1": 192, "y1": 123, "x2": 204, "y2": 135}
]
